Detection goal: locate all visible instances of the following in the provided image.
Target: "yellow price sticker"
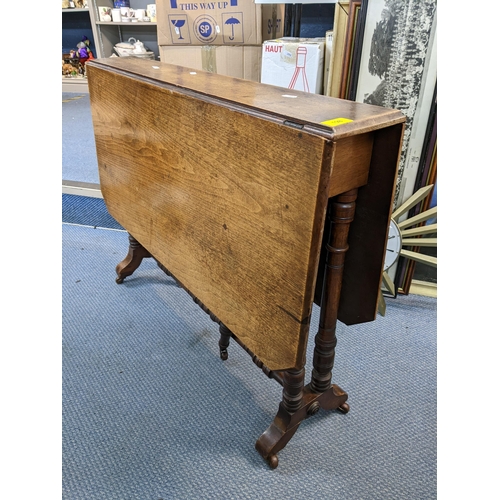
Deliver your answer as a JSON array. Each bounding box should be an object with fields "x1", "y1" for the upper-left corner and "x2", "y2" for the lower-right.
[{"x1": 320, "y1": 117, "x2": 353, "y2": 127}]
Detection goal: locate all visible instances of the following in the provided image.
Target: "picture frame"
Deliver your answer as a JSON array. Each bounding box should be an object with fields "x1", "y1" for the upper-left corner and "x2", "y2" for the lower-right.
[
  {"x1": 353, "y1": 0, "x2": 437, "y2": 208},
  {"x1": 325, "y1": 1, "x2": 350, "y2": 98},
  {"x1": 345, "y1": 0, "x2": 368, "y2": 101},
  {"x1": 395, "y1": 83, "x2": 437, "y2": 294},
  {"x1": 351, "y1": 0, "x2": 437, "y2": 290},
  {"x1": 339, "y1": 0, "x2": 361, "y2": 99},
  {"x1": 97, "y1": 6, "x2": 112, "y2": 22}
]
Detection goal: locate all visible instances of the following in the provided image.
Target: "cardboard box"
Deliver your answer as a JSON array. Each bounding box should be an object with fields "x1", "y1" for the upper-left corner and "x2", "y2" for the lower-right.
[
  {"x1": 261, "y1": 4, "x2": 285, "y2": 40},
  {"x1": 157, "y1": 0, "x2": 282, "y2": 46},
  {"x1": 260, "y1": 38, "x2": 325, "y2": 94},
  {"x1": 159, "y1": 45, "x2": 262, "y2": 81}
]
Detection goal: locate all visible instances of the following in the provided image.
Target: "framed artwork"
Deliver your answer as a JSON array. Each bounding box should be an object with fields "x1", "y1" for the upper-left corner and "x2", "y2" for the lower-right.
[
  {"x1": 339, "y1": 1, "x2": 361, "y2": 99},
  {"x1": 345, "y1": 0, "x2": 369, "y2": 101},
  {"x1": 412, "y1": 83, "x2": 438, "y2": 197},
  {"x1": 395, "y1": 83, "x2": 437, "y2": 293},
  {"x1": 353, "y1": 0, "x2": 437, "y2": 210},
  {"x1": 351, "y1": 0, "x2": 437, "y2": 290},
  {"x1": 325, "y1": 1, "x2": 350, "y2": 98},
  {"x1": 97, "y1": 6, "x2": 112, "y2": 22}
]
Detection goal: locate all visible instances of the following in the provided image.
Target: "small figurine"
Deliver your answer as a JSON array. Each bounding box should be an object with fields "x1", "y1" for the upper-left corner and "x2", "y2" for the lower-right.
[
  {"x1": 76, "y1": 36, "x2": 94, "y2": 66},
  {"x1": 62, "y1": 61, "x2": 77, "y2": 76}
]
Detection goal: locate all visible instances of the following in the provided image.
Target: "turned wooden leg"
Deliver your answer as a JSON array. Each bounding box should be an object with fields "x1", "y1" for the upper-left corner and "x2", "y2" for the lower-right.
[
  {"x1": 309, "y1": 189, "x2": 358, "y2": 414},
  {"x1": 218, "y1": 323, "x2": 231, "y2": 360},
  {"x1": 255, "y1": 189, "x2": 358, "y2": 468},
  {"x1": 115, "y1": 233, "x2": 151, "y2": 284}
]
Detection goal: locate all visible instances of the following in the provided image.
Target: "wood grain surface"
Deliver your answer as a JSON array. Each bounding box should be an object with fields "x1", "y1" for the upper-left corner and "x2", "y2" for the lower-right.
[
  {"x1": 86, "y1": 58, "x2": 405, "y2": 370},
  {"x1": 87, "y1": 62, "x2": 335, "y2": 371},
  {"x1": 87, "y1": 58, "x2": 404, "y2": 140}
]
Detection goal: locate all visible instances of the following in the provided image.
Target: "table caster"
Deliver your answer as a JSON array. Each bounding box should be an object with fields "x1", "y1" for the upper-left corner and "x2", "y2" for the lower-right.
[
  {"x1": 267, "y1": 454, "x2": 278, "y2": 469},
  {"x1": 337, "y1": 402, "x2": 350, "y2": 414}
]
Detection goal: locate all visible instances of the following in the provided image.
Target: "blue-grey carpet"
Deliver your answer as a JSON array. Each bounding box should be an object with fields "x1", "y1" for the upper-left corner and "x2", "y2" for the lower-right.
[
  {"x1": 63, "y1": 194, "x2": 123, "y2": 230},
  {"x1": 62, "y1": 92, "x2": 99, "y2": 184},
  {"x1": 62, "y1": 221, "x2": 437, "y2": 499}
]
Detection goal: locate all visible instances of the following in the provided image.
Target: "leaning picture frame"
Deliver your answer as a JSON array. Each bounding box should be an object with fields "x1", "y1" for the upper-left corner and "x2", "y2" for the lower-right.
[
  {"x1": 352, "y1": 0, "x2": 437, "y2": 290},
  {"x1": 353, "y1": 0, "x2": 437, "y2": 209},
  {"x1": 396, "y1": 83, "x2": 437, "y2": 294},
  {"x1": 345, "y1": 0, "x2": 369, "y2": 101},
  {"x1": 339, "y1": 0, "x2": 361, "y2": 99},
  {"x1": 325, "y1": 1, "x2": 350, "y2": 98}
]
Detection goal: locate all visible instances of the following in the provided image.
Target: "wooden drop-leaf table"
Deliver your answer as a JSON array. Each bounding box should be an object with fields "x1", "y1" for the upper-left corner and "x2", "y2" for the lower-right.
[{"x1": 86, "y1": 58, "x2": 405, "y2": 468}]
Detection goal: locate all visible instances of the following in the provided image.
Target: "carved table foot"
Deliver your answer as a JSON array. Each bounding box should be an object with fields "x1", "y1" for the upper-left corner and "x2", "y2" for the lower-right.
[
  {"x1": 115, "y1": 234, "x2": 151, "y2": 284},
  {"x1": 255, "y1": 383, "x2": 348, "y2": 468}
]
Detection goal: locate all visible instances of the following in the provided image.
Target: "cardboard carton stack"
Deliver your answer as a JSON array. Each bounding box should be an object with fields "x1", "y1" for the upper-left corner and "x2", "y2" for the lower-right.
[{"x1": 157, "y1": 0, "x2": 284, "y2": 81}]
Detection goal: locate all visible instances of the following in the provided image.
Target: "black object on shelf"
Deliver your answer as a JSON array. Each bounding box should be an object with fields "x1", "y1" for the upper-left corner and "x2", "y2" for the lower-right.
[
  {"x1": 284, "y1": 4, "x2": 303, "y2": 37},
  {"x1": 283, "y1": 3, "x2": 335, "y2": 38}
]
